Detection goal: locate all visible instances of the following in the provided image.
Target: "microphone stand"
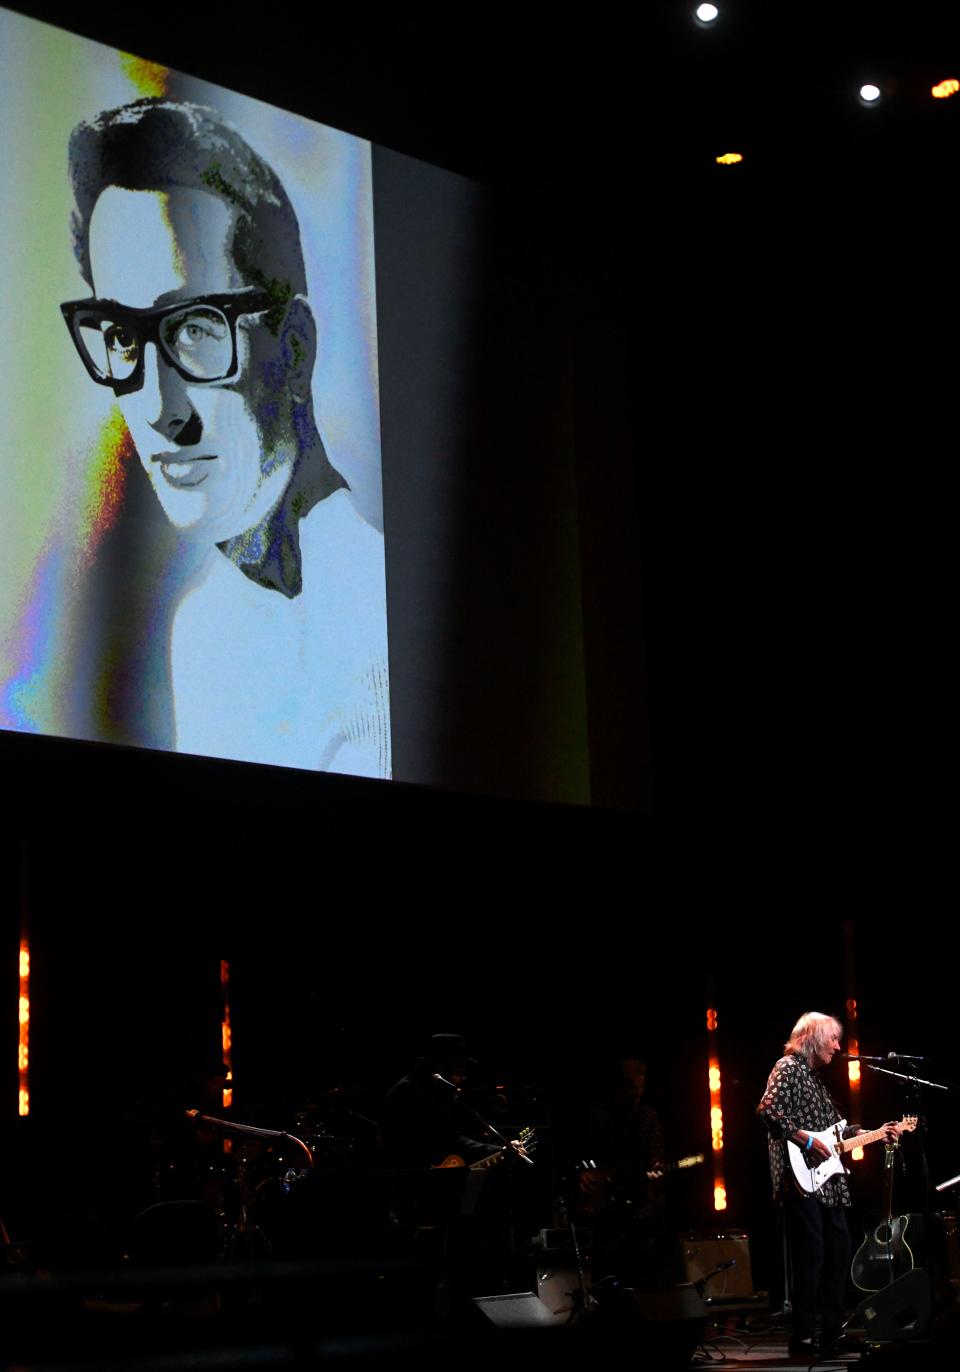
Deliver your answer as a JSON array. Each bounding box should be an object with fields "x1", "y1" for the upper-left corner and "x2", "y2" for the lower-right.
[
  {"x1": 431, "y1": 1076, "x2": 534, "y2": 1164},
  {"x1": 860, "y1": 1062, "x2": 954, "y2": 1284},
  {"x1": 554, "y1": 1191, "x2": 595, "y2": 1324},
  {"x1": 857, "y1": 1064, "x2": 948, "y2": 1095},
  {"x1": 431, "y1": 1075, "x2": 534, "y2": 1293}
]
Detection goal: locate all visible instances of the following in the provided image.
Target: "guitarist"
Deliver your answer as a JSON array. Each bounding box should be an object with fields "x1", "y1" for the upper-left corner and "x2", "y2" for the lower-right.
[
  {"x1": 579, "y1": 1056, "x2": 668, "y2": 1287},
  {"x1": 380, "y1": 1033, "x2": 506, "y2": 1170},
  {"x1": 757, "y1": 1011, "x2": 903, "y2": 1359}
]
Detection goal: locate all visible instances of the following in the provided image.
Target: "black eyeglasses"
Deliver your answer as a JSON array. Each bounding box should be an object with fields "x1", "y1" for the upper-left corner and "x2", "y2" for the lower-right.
[{"x1": 60, "y1": 290, "x2": 274, "y2": 395}]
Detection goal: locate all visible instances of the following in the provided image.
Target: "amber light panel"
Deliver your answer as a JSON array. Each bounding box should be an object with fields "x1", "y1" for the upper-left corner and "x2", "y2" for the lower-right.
[
  {"x1": 221, "y1": 960, "x2": 233, "y2": 1111},
  {"x1": 707, "y1": 1006, "x2": 726, "y2": 1210},
  {"x1": 846, "y1": 996, "x2": 863, "y2": 1162},
  {"x1": 18, "y1": 940, "x2": 29, "y2": 1116}
]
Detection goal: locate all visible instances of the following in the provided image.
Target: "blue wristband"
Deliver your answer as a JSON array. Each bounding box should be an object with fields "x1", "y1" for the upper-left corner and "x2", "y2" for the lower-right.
[{"x1": 805, "y1": 1135, "x2": 814, "y2": 1151}]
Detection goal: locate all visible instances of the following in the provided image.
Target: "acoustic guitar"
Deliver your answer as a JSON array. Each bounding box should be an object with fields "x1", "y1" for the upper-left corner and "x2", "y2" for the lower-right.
[{"x1": 851, "y1": 1139, "x2": 915, "y2": 1293}]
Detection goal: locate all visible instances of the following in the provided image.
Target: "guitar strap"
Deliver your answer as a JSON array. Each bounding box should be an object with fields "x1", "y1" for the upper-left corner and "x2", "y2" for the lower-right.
[{"x1": 787, "y1": 1068, "x2": 844, "y2": 1201}]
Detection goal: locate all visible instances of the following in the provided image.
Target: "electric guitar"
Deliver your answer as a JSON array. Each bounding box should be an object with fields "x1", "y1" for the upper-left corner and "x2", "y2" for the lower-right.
[
  {"x1": 575, "y1": 1152, "x2": 706, "y2": 1218},
  {"x1": 787, "y1": 1117, "x2": 917, "y2": 1195},
  {"x1": 434, "y1": 1126, "x2": 536, "y2": 1170}
]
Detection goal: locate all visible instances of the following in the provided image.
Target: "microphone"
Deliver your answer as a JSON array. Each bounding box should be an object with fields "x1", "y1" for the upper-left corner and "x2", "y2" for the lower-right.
[
  {"x1": 432, "y1": 1072, "x2": 461, "y2": 1092},
  {"x1": 887, "y1": 1052, "x2": 927, "y2": 1063}
]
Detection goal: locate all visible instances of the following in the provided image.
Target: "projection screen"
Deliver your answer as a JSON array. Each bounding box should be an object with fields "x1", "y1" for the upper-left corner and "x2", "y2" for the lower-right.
[
  {"x1": 0, "y1": 3, "x2": 599, "y2": 808},
  {"x1": 0, "y1": 6, "x2": 390, "y2": 779}
]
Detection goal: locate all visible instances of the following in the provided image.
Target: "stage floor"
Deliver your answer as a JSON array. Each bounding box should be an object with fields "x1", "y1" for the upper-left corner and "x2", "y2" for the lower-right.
[{"x1": 698, "y1": 1317, "x2": 944, "y2": 1369}]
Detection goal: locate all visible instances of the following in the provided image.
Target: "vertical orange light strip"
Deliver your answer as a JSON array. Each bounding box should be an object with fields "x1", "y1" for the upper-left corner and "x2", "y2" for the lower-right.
[
  {"x1": 220, "y1": 959, "x2": 233, "y2": 1111},
  {"x1": 707, "y1": 1006, "x2": 726, "y2": 1210},
  {"x1": 843, "y1": 923, "x2": 864, "y2": 1162},
  {"x1": 846, "y1": 997, "x2": 864, "y2": 1160},
  {"x1": 18, "y1": 939, "x2": 30, "y2": 1116}
]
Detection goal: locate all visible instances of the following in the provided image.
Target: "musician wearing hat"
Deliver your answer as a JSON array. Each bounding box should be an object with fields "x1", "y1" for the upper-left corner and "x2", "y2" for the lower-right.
[{"x1": 379, "y1": 1034, "x2": 502, "y2": 1170}]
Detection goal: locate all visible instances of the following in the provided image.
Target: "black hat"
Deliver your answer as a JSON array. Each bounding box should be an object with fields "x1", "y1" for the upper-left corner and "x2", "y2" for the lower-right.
[{"x1": 428, "y1": 1033, "x2": 470, "y2": 1067}]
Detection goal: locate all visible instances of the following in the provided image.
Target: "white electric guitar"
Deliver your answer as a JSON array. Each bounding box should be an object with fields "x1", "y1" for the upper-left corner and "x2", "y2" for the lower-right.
[{"x1": 788, "y1": 1116, "x2": 917, "y2": 1194}]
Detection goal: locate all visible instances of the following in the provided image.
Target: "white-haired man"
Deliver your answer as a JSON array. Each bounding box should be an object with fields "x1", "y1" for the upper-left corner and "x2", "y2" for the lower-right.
[{"x1": 757, "y1": 1011, "x2": 902, "y2": 1358}]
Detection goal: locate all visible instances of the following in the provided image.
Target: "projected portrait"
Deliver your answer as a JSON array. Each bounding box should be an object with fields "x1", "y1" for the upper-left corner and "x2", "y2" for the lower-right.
[
  {"x1": 63, "y1": 103, "x2": 339, "y2": 594},
  {"x1": 0, "y1": 10, "x2": 389, "y2": 783}
]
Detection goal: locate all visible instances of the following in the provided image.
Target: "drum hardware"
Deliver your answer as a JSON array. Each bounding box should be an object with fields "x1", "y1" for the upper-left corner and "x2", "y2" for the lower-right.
[{"x1": 185, "y1": 1109, "x2": 314, "y2": 1168}]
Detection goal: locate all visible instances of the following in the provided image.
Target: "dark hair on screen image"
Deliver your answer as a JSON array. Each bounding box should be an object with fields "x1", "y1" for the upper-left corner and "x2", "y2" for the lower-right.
[{"x1": 68, "y1": 98, "x2": 307, "y2": 307}]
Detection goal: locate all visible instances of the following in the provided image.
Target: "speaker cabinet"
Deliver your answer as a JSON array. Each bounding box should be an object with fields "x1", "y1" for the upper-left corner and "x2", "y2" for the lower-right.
[
  {"x1": 630, "y1": 1285, "x2": 709, "y2": 1369},
  {"x1": 472, "y1": 1292, "x2": 563, "y2": 1330},
  {"x1": 682, "y1": 1230, "x2": 754, "y2": 1300},
  {"x1": 854, "y1": 1269, "x2": 933, "y2": 1343}
]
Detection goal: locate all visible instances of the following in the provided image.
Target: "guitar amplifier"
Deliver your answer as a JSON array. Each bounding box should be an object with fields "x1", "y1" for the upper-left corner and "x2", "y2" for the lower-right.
[{"x1": 682, "y1": 1230, "x2": 754, "y2": 1300}]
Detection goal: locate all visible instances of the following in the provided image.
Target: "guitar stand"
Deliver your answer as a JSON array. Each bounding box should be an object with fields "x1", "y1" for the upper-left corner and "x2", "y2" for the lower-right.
[{"x1": 765, "y1": 1203, "x2": 793, "y2": 1329}]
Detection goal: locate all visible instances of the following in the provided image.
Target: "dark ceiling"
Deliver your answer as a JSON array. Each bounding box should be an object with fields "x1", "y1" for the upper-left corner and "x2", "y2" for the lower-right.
[{"x1": 8, "y1": 2, "x2": 960, "y2": 185}]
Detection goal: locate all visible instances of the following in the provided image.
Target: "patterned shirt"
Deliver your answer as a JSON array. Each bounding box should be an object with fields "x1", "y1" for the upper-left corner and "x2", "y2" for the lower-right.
[{"x1": 757, "y1": 1053, "x2": 853, "y2": 1208}]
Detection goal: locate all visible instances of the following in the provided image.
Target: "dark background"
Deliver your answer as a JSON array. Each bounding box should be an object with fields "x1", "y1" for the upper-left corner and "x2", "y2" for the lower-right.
[
  {"x1": 2, "y1": 0, "x2": 958, "y2": 1306},
  {"x1": 3, "y1": 837, "x2": 959, "y2": 1300}
]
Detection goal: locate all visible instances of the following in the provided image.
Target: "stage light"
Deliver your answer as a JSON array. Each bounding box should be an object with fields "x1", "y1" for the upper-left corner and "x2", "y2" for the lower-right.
[
  {"x1": 715, "y1": 153, "x2": 743, "y2": 165},
  {"x1": 696, "y1": 3, "x2": 719, "y2": 21},
  {"x1": 932, "y1": 78, "x2": 960, "y2": 99},
  {"x1": 711, "y1": 1104, "x2": 724, "y2": 1149},
  {"x1": 220, "y1": 958, "x2": 233, "y2": 1113},
  {"x1": 709, "y1": 1057, "x2": 724, "y2": 1150},
  {"x1": 706, "y1": 1007, "x2": 727, "y2": 1209},
  {"x1": 18, "y1": 938, "x2": 29, "y2": 1116},
  {"x1": 859, "y1": 84, "x2": 881, "y2": 103},
  {"x1": 846, "y1": 1027, "x2": 863, "y2": 1160}
]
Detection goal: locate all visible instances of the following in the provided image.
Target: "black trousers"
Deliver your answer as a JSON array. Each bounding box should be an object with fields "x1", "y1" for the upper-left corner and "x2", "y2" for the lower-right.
[{"x1": 784, "y1": 1190, "x2": 851, "y2": 1343}]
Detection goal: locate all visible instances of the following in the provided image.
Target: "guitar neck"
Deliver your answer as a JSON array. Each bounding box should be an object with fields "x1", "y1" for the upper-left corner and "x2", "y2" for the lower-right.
[
  {"x1": 472, "y1": 1128, "x2": 535, "y2": 1170},
  {"x1": 837, "y1": 1125, "x2": 892, "y2": 1156}
]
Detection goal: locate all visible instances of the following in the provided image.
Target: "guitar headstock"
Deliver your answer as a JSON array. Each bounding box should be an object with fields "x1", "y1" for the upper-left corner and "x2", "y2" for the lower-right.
[{"x1": 900, "y1": 1116, "x2": 918, "y2": 1134}]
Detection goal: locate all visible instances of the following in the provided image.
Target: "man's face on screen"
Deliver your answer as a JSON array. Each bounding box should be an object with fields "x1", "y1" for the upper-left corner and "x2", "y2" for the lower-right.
[{"x1": 87, "y1": 186, "x2": 296, "y2": 541}]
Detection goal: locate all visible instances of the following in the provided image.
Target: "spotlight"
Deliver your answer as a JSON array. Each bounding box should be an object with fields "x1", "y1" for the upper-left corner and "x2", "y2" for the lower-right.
[
  {"x1": 696, "y1": 4, "x2": 719, "y2": 21},
  {"x1": 859, "y1": 84, "x2": 882, "y2": 104},
  {"x1": 932, "y1": 78, "x2": 960, "y2": 99}
]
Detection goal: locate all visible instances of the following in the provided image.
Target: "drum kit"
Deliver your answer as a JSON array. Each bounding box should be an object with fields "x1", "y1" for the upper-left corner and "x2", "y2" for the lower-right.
[{"x1": 145, "y1": 1087, "x2": 381, "y2": 1260}]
